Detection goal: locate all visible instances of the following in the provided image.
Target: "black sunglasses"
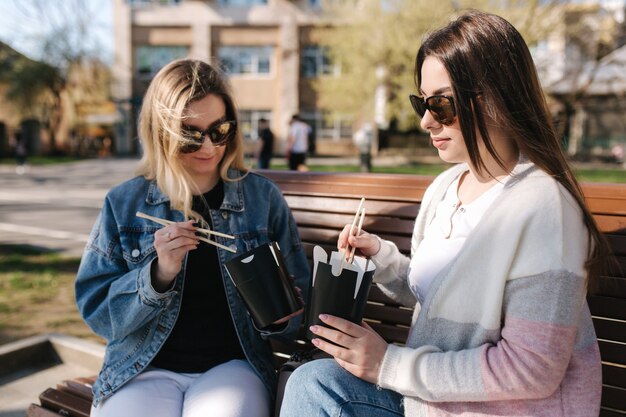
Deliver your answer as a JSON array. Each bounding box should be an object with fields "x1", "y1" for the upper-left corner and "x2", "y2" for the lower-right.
[
  {"x1": 179, "y1": 120, "x2": 237, "y2": 153},
  {"x1": 409, "y1": 94, "x2": 457, "y2": 126}
]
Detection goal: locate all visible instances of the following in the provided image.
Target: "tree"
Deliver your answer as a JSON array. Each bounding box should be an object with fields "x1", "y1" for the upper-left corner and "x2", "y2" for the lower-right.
[
  {"x1": 314, "y1": 0, "x2": 568, "y2": 130},
  {"x1": 0, "y1": 0, "x2": 111, "y2": 154}
]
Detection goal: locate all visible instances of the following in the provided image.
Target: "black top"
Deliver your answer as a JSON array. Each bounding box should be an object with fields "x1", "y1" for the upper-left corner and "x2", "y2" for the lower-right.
[
  {"x1": 259, "y1": 127, "x2": 274, "y2": 158},
  {"x1": 150, "y1": 181, "x2": 245, "y2": 372}
]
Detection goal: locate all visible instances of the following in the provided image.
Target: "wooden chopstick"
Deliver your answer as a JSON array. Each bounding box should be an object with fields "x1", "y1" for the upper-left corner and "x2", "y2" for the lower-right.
[
  {"x1": 347, "y1": 207, "x2": 365, "y2": 264},
  {"x1": 136, "y1": 211, "x2": 237, "y2": 253},
  {"x1": 338, "y1": 198, "x2": 365, "y2": 274}
]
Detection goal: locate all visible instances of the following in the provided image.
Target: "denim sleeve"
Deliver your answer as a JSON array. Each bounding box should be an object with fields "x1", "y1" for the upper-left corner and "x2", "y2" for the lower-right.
[
  {"x1": 74, "y1": 196, "x2": 176, "y2": 342},
  {"x1": 263, "y1": 183, "x2": 311, "y2": 340}
]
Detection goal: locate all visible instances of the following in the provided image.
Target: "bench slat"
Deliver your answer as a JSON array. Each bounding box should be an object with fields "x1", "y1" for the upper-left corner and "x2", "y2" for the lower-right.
[
  {"x1": 601, "y1": 385, "x2": 626, "y2": 414},
  {"x1": 589, "y1": 295, "x2": 626, "y2": 321},
  {"x1": 284, "y1": 195, "x2": 419, "y2": 218},
  {"x1": 39, "y1": 387, "x2": 91, "y2": 417},
  {"x1": 26, "y1": 404, "x2": 63, "y2": 417},
  {"x1": 599, "y1": 340, "x2": 626, "y2": 366},
  {"x1": 364, "y1": 302, "x2": 413, "y2": 326},
  {"x1": 603, "y1": 364, "x2": 626, "y2": 389},
  {"x1": 293, "y1": 211, "x2": 416, "y2": 236},
  {"x1": 594, "y1": 318, "x2": 626, "y2": 344}
]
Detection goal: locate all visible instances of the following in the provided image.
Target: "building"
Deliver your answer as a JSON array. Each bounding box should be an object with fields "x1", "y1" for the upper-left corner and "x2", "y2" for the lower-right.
[
  {"x1": 533, "y1": 0, "x2": 626, "y2": 158},
  {"x1": 112, "y1": 0, "x2": 353, "y2": 156}
]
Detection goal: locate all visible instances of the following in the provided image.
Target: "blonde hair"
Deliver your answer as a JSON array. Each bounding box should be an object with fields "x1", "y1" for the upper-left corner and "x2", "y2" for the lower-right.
[{"x1": 136, "y1": 59, "x2": 248, "y2": 220}]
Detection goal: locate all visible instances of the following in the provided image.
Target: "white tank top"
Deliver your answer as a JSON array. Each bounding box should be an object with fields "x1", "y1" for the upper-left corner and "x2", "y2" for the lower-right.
[{"x1": 407, "y1": 172, "x2": 507, "y2": 303}]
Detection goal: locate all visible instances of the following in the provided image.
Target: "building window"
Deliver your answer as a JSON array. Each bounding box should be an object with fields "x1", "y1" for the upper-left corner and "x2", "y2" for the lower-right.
[
  {"x1": 218, "y1": 0, "x2": 268, "y2": 6},
  {"x1": 301, "y1": 111, "x2": 352, "y2": 140},
  {"x1": 218, "y1": 46, "x2": 273, "y2": 75},
  {"x1": 135, "y1": 46, "x2": 189, "y2": 79},
  {"x1": 301, "y1": 46, "x2": 337, "y2": 77},
  {"x1": 238, "y1": 110, "x2": 272, "y2": 141}
]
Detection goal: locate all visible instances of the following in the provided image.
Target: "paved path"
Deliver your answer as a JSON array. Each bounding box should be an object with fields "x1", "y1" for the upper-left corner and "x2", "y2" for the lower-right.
[{"x1": 0, "y1": 158, "x2": 139, "y2": 258}]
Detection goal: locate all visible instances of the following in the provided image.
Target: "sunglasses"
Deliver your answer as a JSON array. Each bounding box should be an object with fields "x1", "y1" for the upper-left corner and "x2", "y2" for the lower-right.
[
  {"x1": 409, "y1": 94, "x2": 457, "y2": 126},
  {"x1": 179, "y1": 120, "x2": 237, "y2": 153}
]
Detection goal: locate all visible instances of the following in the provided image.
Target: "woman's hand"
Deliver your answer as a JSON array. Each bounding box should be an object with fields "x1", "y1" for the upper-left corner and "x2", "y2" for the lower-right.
[
  {"x1": 309, "y1": 314, "x2": 388, "y2": 384},
  {"x1": 337, "y1": 224, "x2": 381, "y2": 258},
  {"x1": 151, "y1": 220, "x2": 199, "y2": 292}
]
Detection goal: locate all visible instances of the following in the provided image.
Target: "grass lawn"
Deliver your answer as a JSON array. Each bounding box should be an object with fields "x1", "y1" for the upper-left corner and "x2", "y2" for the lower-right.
[
  {"x1": 269, "y1": 162, "x2": 626, "y2": 183},
  {"x1": 0, "y1": 244, "x2": 102, "y2": 346}
]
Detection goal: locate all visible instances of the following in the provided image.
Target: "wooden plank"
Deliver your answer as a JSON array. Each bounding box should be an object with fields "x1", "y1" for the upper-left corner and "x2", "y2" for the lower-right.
[
  {"x1": 589, "y1": 296, "x2": 626, "y2": 321},
  {"x1": 599, "y1": 407, "x2": 626, "y2": 417},
  {"x1": 367, "y1": 285, "x2": 405, "y2": 307},
  {"x1": 594, "y1": 318, "x2": 626, "y2": 344},
  {"x1": 292, "y1": 211, "x2": 415, "y2": 236},
  {"x1": 598, "y1": 340, "x2": 626, "y2": 366},
  {"x1": 595, "y1": 215, "x2": 626, "y2": 234},
  {"x1": 39, "y1": 387, "x2": 91, "y2": 417},
  {"x1": 607, "y1": 234, "x2": 626, "y2": 257},
  {"x1": 26, "y1": 404, "x2": 63, "y2": 417},
  {"x1": 602, "y1": 385, "x2": 626, "y2": 414},
  {"x1": 603, "y1": 363, "x2": 626, "y2": 389},
  {"x1": 368, "y1": 322, "x2": 409, "y2": 344},
  {"x1": 364, "y1": 302, "x2": 413, "y2": 327},
  {"x1": 597, "y1": 276, "x2": 626, "y2": 297},
  {"x1": 57, "y1": 379, "x2": 93, "y2": 401},
  {"x1": 283, "y1": 195, "x2": 419, "y2": 219}
]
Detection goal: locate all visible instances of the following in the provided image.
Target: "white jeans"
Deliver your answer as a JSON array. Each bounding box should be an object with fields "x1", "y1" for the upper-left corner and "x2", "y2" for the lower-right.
[{"x1": 91, "y1": 359, "x2": 270, "y2": 417}]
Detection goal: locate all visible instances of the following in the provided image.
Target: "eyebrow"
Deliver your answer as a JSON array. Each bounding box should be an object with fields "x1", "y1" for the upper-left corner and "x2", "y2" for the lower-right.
[{"x1": 418, "y1": 86, "x2": 453, "y2": 96}]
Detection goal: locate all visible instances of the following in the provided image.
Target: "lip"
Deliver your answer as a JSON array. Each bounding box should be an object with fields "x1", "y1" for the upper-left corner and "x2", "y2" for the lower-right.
[{"x1": 431, "y1": 137, "x2": 450, "y2": 149}]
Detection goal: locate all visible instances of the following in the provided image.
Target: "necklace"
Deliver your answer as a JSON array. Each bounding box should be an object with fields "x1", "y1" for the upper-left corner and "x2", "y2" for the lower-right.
[{"x1": 442, "y1": 199, "x2": 465, "y2": 239}]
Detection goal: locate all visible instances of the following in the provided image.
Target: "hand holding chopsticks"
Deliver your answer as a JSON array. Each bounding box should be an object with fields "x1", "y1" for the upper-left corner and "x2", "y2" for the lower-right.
[
  {"x1": 338, "y1": 198, "x2": 366, "y2": 274},
  {"x1": 136, "y1": 211, "x2": 237, "y2": 253}
]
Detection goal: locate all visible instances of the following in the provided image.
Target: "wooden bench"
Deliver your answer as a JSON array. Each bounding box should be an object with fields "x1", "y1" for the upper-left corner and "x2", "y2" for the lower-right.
[{"x1": 27, "y1": 170, "x2": 626, "y2": 417}]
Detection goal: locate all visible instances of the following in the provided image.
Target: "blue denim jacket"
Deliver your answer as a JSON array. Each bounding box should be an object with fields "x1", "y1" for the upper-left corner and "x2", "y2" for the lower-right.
[{"x1": 75, "y1": 169, "x2": 310, "y2": 406}]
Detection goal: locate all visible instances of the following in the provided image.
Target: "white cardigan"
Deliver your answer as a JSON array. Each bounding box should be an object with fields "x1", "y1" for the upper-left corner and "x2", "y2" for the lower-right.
[{"x1": 371, "y1": 160, "x2": 601, "y2": 417}]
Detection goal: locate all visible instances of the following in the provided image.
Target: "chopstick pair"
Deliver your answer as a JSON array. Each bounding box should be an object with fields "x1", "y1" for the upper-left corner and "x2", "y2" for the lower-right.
[
  {"x1": 136, "y1": 211, "x2": 237, "y2": 253},
  {"x1": 338, "y1": 198, "x2": 366, "y2": 274}
]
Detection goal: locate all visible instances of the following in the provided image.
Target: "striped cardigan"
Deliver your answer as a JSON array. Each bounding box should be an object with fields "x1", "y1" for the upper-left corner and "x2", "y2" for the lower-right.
[{"x1": 372, "y1": 160, "x2": 601, "y2": 417}]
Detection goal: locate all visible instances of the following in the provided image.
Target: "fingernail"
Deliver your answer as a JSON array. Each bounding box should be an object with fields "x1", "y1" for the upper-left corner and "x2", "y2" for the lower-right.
[
  {"x1": 311, "y1": 338, "x2": 320, "y2": 346},
  {"x1": 319, "y1": 314, "x2": 328, "y2": 321},
  {"x1": 309, "y1": 325, "x2": 318, "y2": 333},
  {"x1": 192, "y1": 222, "x2": 200, "y2": 227}
]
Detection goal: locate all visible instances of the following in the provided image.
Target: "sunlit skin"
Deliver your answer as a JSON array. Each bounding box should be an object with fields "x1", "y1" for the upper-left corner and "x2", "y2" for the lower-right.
[
  {"x1": 150, "y1": 94, "x2": 228, "y2": 292},
  {"x1": 179, "y1": 94, "x2": 228, "y2": 194},
  {"x1": 315, "y1": 56, "x2": 518, "y2": 384}
]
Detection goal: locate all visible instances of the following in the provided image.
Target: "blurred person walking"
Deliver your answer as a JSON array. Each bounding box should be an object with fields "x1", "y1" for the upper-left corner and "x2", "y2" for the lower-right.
[
  {"x1": 286, "y1": 114, "x2": 311, "y2": 171},
  {"x1": 256, "y1": 118, "x2": 274, "y2": 169}
]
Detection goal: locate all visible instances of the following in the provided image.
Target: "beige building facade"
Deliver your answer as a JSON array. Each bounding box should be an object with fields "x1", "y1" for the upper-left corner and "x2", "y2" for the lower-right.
[{"x1": 113, "y1": 0, "x2": 353, "y2": 156}]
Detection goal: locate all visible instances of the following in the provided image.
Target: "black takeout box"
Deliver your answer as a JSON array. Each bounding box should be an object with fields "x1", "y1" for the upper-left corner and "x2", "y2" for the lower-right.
[
  {"x1": 225, "y1": 242, "x2": 302, "y2": 329},
  {"x1": 305, "y1": 245, "x2": 376, "y2": 340}
]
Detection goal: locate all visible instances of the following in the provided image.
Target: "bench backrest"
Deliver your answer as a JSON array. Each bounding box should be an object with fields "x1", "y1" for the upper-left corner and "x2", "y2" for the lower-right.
[{"x1": 262, "y1": 170, "x2": 626, "y2": 417}]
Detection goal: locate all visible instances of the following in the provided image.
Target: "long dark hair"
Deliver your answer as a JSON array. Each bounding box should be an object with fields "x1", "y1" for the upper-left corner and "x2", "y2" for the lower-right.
[{"x1": 415, "y1": 10, "x2": 609, "y2": 291}]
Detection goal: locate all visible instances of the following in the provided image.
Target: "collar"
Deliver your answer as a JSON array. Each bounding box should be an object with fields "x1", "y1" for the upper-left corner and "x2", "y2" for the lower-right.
[{"x1": 145, "y1": 168, "x2": 245, "y2": 212}]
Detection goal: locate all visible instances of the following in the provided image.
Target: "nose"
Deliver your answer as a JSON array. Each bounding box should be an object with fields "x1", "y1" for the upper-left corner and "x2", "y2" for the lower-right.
[
  {"x1": 198, "y1": 136, "x2": 218, "y2": 152},
  {"x1": 419, "y1": 109, "x2": 439, "y2": 131}
]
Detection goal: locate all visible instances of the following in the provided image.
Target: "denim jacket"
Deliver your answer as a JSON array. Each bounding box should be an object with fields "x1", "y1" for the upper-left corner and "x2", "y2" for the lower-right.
[{"x1": 75, "y1": 169, "x2": 310, "y2": 406}]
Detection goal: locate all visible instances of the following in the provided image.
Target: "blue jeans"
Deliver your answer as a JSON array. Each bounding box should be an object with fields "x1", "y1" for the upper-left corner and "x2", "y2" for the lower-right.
[{"x1": 279, "y1": 359, "x2": 404, "y2": 417}]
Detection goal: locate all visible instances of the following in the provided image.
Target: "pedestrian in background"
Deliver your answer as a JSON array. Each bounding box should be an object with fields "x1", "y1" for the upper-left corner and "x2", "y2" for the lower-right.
[
  {"x1": 281, "y1": 10, "x2": 608, "y2": 417},
  {"x1": 75, "y1": 59, "x2": 310, "y2": 417},
  {"x1": 286, "y1": 114, "x2": 310, "y2": 171},
  {"x1": 15, "y1": 132, "x2": 27, "y2": 175},
  {"x1": 256, "y1": 117, "x2": 274, "y2": 169}
]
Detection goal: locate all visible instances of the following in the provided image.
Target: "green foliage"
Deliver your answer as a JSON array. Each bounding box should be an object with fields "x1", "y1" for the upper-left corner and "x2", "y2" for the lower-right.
[{"x1": 315, "y1": 0, "x2": 565, "y2": 128}]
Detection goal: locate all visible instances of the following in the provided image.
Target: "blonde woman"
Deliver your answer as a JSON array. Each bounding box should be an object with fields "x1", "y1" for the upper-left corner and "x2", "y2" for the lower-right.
[{"x1": 75, "y1": 59, "x2": 310, "y2": 417}]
